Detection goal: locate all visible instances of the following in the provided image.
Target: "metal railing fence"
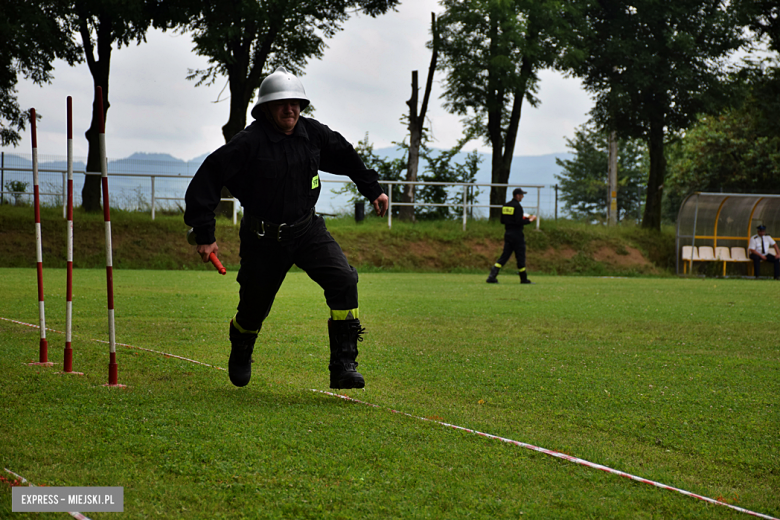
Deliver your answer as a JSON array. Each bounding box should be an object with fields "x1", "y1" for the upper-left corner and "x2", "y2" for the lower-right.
[
  {"x1": 1, "y1": 152, "x2": 556, "y2": 230},
  {"x1": 375, "y1": 180, "x2": 544, "y2": 230}
]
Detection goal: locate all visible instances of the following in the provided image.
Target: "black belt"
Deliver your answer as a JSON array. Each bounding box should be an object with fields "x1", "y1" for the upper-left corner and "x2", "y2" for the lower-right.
[{"x1": 246, "y1": 209, "x2": 314, "y2": 241}]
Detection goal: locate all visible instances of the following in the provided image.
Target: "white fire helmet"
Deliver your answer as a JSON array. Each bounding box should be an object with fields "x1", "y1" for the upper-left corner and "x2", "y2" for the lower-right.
[{"x1": 251, "y1": 66, "x2": 310, "y2": 119}]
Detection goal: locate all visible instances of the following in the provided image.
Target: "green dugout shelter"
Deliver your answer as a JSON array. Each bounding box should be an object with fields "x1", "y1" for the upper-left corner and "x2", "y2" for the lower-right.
[{"x1": 676, "y1": 192, "x2": 780, "y2": 276}]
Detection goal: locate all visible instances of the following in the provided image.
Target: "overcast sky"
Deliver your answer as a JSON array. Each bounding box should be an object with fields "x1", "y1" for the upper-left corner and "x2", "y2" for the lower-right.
[{"x1": 4, "y1": 0, "x2": 593, "y2": 163}]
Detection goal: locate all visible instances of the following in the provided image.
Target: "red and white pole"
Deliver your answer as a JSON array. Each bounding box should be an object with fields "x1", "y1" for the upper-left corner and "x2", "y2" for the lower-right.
[
  {"x1": 63, "y1": 96, "x2": 80, "y2": 374},
  {"x1": 96, "y1": 87, "x2": 122, "y2": 387},
  {"x1": 29, "y1": 109, "x2": 52, "y2": 367}
]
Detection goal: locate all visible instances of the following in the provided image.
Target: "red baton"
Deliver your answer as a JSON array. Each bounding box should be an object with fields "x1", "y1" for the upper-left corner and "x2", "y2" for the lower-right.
[{"x1": 209, "y1": 253, "x2": 226, "y2": 275}]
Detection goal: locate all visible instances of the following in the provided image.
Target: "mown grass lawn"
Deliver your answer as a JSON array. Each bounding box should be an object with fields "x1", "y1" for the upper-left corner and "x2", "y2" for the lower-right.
[{"x1": 1, "y1": 268, "x2": 778, "y2": 519}]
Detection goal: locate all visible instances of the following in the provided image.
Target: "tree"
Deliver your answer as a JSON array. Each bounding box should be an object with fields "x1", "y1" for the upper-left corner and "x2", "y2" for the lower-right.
[
  {"x1": 737, "y1": 0, "x2": 780, "y2": 52},
  {"x1": 179, "y1": 0, "x2": 400, "y2": 144},
  {"x1": 571, "y1": 0, "x2": 744, "y2": 230},
  {"x1": 414, "y1": 137, "x2": 482, "y2": 220},
  {"x1": 401, "y1": 12, "x2": 438, "y2": 222},
  {"x1": 72, "y1": 0, "x2": 172, "y2": 211},
  {"x1": 555, "y1": 120, "x2": 646, "y2": 222},
  {"x1": 333, "y1": 134, "x2": 481, "y2": 220},
  {"x1": 665, "y1": 66, "x2": 780, "y2": 206},
  {"x1": 437, "y1": 0, "x2": 577, "y2": 220},
  {"x1": 0, "y1": 0, "x2": 80, "y2": 147},
  {"x1": 348, "y1": 135, "x2": 406, "y2": 217},
  {"x1": 174, "y1": 0, "x2": 399, "y2": 217}
]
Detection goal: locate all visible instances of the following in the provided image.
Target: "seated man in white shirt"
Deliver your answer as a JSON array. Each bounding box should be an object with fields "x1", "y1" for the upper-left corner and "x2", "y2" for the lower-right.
[{"x1": 748, "y1": 224, "x2": 780, "y2": 280}]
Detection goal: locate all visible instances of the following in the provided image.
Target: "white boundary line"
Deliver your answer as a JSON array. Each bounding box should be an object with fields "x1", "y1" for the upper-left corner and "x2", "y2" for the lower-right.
[
  {"x1": 3, "y1": 316, "x2": 777, "y2": 519},
  {"x1": 4, "y1": 468, "x2": 91, "y2": 520}
]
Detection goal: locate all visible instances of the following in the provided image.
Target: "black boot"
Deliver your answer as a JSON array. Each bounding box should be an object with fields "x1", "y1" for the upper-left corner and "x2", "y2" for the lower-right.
[
  {"x1": 486, "y1": 266, "x2": 500, "y2": 283},
  {"x1": 328, "y1": 318, "x2": 365, "y2": 389},
  {"x1": 229, "y1": 320, "x2": 257, "y2": 387},
  {"x1": 519, "y1": 270, "x2": 534, "y2": 284}
]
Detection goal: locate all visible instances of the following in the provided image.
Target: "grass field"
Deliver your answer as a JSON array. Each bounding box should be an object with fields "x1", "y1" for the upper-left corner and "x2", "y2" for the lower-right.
[{"x1": 1, "y1": 268, "x2": 778, "y2": 519}]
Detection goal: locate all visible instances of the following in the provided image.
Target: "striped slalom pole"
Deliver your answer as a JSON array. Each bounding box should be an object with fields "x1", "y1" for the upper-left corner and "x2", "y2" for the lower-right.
[
  {"x1": 62, "y1": 96, "x2": 81, "y2": 375},
  {"x1": 29, "y1": 109, "x2": 52, "y2": 367},
  {"x1": 95, "y1": 87, "x2": 122, "y2": 387}
]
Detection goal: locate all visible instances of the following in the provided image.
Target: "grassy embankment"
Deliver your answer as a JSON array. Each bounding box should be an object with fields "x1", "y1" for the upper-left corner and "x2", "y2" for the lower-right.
[{"x1": 0, "y1": 205, "x2": 677, "y2": 276}]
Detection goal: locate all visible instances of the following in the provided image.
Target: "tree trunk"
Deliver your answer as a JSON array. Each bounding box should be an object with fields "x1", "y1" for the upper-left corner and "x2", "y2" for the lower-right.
[
  {"x1": 486, "y1": 16, "x2": 533, "y2": 221},
  {"x1": 212, "y1": 23, "x2": 277, "y2": 220},
  {"x1": 489, "y1": 147, "x2": 509, "y2": 221},
  {"x1": 79, "y1": 10, "x2": 112, "y2": 213},
  {"x1": 488, "y1": 79, "x2": 527, "y2": 221},
  {"x1": 400, "y1": 71, "x2": 420, "y2": 222},
  {"x1": 641, "y1": 118, "x2": 666, "y2": 230},
  {"x1": 82, "y1": 89, "x2": 108, "y2": 213},
  {"x1": 401, "y1": 14, "x2": 437, "y2": 222},
  {"x1": 221, "y1": 77, "x2": 250, "y2": 143},
  {"x1": 212, "y1": 76, "x2": 252, "y2": 219}
]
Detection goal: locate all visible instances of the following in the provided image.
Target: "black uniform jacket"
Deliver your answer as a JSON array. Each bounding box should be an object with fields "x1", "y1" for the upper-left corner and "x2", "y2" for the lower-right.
[
  {"x1": 184, "y1": 116, "x2": 384, "y2": 244},
  {"x1": 500, "y1": 199, "x2": 532, "y2": 232}
]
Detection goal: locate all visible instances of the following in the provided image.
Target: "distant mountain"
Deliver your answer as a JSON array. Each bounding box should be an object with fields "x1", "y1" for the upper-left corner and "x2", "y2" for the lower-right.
[
  {"x1": 2, "y1": 147, "x2": 569, "y2": 186},
  {"x1": 124, "y1": 152, "x2": 184, "y2": 162},
  {"x1": 0, "y1": 148, "x2": 570, "y2": 216},
  {"x1": 189, "y1": 152, "x2": 211, "y2": 164},
  {"x1": 373, "y1": 146, "x2": 572, "y2": 187},
  {"x1": 0, "y1": 151, "x2": 207, "y2": 176}
]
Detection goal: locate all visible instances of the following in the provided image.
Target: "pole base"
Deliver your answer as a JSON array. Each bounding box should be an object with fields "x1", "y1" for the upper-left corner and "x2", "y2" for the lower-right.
[
  {"x1": 108, "y1": 359, "x2": 119, "y2": 385},
  {"x1": 38, "y1": 338, "x2": 49, "y2": 364},
  {"x1": 104, "y1": 359, "x2": 125, "y2": 386},
  {"x1": 63, "y1": 345, "x2": 73, "y2": 372}
]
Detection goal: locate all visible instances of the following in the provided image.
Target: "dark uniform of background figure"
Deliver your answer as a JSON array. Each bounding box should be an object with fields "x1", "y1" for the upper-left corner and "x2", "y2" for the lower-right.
[
  {"x1": 486, "y1": 188, "x2": 536, "y2": 284},
  {"x1": 184, "y1": 67, "x2": 388, "y2": 390}
]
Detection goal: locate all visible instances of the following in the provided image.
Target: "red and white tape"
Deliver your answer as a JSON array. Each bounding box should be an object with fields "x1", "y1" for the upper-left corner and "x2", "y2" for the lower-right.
[
  {"x1": 312, "y1": 390, "x2": 778, "y2": 520},
  {"x1": 4, "y1": 468, "x2": 91, "y2": 520},
  {"x1": 0, "y1": 317, "x2": 224, "y2": 371},
  {"x1": 3, "y1": 316, "x2": 776, "y2": 519}
]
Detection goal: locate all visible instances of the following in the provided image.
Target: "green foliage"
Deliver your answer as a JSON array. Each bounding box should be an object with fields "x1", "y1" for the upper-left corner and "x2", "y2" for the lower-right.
[
  {"x1": 555, "y1": 120, "x2": 647, "y2": 222},
  {"x1": 3, "y1": 180, "x2": 29, "y2": 206},
  {"x1": 175, "y1": 0, "x2": 400, "y2": 141},
  {"x1": 437, "y1": 0, "x2": 580, "y2": 214},
  {"x1": 0, "y1": 0, "x2": 81, "y2": 146},
  {"x1": 438, "y1": 0, "x2": 540, "y2": 126},
  {"x1": 569, "y1": 0, "x2": 746, "y2": 229},
  {"x1": 414, "y1": 139, "x2": 482, "y2": 220},
  {"x1": 341, "y1": 134, "x2": 407, "y2": 214},
  {"x1": 574, "y1": 1, "x2": 744, "y2": 140},
  {"x1": 64, "y1": 0, "x2": 184, "y2": 211},
  {"x1": 736, "y1": 0, "x2": 780, "y2": 53},
  {"x1": 0, "y1": 271, "x2": 778, "y2": 517},
  {"x1": 333, "y1": 134, "x2": 482, "y2": 220},
  {"x1": 665, "y1": 66, "x2": 780, "y2": 202}
]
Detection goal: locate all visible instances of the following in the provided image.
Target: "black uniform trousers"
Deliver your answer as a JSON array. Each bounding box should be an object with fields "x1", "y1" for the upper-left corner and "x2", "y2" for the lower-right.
[
  {"x1": 496, "y1": 229, "x2": 526, "y2": 270},
  {"x1": 235, "y1": 215, "x2": 358, "y2": 331},
  {"x1": 749, "y1": 253, "x2": 780, "y2": 279}
]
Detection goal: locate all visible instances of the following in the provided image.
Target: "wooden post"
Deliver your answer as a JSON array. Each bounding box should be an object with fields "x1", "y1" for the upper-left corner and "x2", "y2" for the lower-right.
[{"x1": 608, "y1": 131, "x2": 618, "y2": 226}]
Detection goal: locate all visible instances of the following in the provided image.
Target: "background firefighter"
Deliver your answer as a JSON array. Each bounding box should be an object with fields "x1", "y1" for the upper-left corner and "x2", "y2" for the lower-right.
[
  {"x1": 486, "y1": 188, "x2": 537, "y2": 284},
  {"x1": 184, "y1": 67, "x2": 389, "y2": 389}
]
